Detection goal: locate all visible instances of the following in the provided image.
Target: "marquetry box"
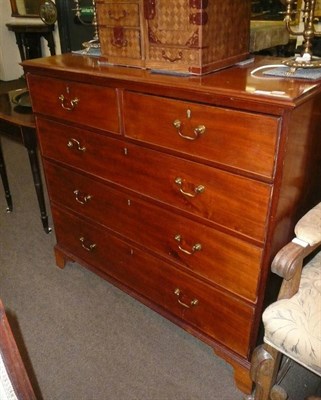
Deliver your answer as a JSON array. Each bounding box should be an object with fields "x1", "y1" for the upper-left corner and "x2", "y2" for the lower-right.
[{"x1": 96, "y1": 0, "x2": 252, "y2": 75}]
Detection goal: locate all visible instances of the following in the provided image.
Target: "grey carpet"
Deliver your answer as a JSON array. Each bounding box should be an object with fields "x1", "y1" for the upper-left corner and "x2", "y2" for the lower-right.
[{"x1": 0, "y1": 114, "x2": 320, "y2": 399}]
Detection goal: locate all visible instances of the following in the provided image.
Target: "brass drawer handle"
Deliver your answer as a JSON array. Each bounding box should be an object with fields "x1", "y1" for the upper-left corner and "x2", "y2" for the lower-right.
[
  {"x1": 73, "y1": 190, "x2": 92, "y2": 205},
  {"x1": 174, "y1": 288, "x2": 198, "y2": 309},
  {"x1": 67, "y1": 138, "x2": 86, "y2": 152},
  {"x1": 58, "y1": 94, "x2": 79, "y2": 111},
  {"x1": 108, "y1": 9, "x2": 128, "y2": 21},
  {"x1": 175, "y1": 177, "x2": 205, "y2": 198},
  {"x1": 162, "y1": 50, "x2": 183, "y2": 63},
  {"x1": 173, "y1": 119, "x2": 205, "y2": 140},
  {"x1": 174, "y1": 234, "x2": 202, "y2": 255},
  {"x1": 79, "y1": 237, "x2": 96, "y2": 252}
]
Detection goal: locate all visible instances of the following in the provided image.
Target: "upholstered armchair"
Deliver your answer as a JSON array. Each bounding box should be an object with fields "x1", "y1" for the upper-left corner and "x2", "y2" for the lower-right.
[{"x1": 248, "y1": 203, "x2": 321, "y2": 400}]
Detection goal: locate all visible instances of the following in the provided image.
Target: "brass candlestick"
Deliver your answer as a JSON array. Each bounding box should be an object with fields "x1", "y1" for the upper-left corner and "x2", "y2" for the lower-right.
[
  {"x1": 283, "y1": 0, "x2": 321, "y2": 71},
  {"x1": 72, "y1": 0, "x2": 100, "y2": 53}
]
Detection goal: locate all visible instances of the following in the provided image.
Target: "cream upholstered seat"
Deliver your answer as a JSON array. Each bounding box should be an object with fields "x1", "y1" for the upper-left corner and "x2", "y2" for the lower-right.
[
  {"x1": 263, "y1": 251, "x2": 321, "y2": 375},
  {"x1": 248, "y1": 203, "x2": 321, "y2": 400}
]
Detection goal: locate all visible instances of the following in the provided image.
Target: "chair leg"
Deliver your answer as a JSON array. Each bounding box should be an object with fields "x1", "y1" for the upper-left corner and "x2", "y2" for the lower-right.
[
  {"x1": 0, "y1": 138, "x2": 13, "y2": 213},
  {"x1": 245, "y1": 344, "x2": 288, "y2": 400}
]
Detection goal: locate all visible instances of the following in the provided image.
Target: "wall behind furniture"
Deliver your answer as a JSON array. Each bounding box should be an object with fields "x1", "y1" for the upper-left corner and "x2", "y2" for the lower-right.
[
  {"x1": 0, "y1": 0, "x2": 23, "y2": 81},
  {"x1": 0, "y1": 0, "x2": 61, "y2": 81}
]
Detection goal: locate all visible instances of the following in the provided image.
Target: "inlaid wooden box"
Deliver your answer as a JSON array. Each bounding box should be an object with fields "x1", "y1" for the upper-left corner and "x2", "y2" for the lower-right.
[{"x1": 96, "y1": 0, "x2": 251, "y2": 75}]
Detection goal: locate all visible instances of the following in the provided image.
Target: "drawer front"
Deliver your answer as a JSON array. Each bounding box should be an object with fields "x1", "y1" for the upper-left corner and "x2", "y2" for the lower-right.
[
  {"x1": 37, "y1": 117, "x2": 271, "y2": 242},
  {"x1": 45, "y1": 161, "x2": 262, "y2": 302},
  {"x1": 99, "y1": 27, "x2": 142, "y2": 59},
  {"x1": 27, "y1": 74, "x2": 120, "y2": 133},
  {"x1": 96, "y1": 3, "x2": 140, "y2": 27},
  {"x1": 52, "y1": 206, "x2": 254, "y2": 357},
  {"x1": 123, "y1": 92, "x2": 279, "y2": 179}
]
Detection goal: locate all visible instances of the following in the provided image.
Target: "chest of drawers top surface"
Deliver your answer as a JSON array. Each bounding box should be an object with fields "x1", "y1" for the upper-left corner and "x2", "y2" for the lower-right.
[{"x1": 22, "y1": 54, "x2": 321, "y2": 113}]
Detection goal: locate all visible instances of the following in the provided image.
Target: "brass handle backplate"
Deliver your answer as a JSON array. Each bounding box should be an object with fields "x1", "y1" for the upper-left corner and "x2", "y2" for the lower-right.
[
  {"x1": 175, "y1": 177, "x2": 205, "y2": 198},
  {"x1": 174, "y1": 234, "x2": 202, "y2": 255},
  {"x1": 111, "y1": 26, "x2": 128, "y2": 48},
  {"x1": 174, "y1": 288, "x2": 198, "y2": 308},
  {"x1": 58, "y1": 94, "x2": 79, "y2": 111},
  {"x1": 79, "y1": 237, "x2": 96, "y2": 252},
  {"x1": 67, "y1": 138, "x2": 86, "y2": 152}
]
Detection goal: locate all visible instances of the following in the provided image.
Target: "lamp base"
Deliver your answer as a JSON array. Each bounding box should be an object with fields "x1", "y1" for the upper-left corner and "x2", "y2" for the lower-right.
[{"x1": 282, "y1": 54, "x2": 321, "y2": 73}]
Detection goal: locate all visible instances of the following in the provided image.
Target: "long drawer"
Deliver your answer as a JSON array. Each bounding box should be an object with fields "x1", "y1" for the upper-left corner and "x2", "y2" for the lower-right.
[
  {"x1": 45, "y1": 161, "x2": 262, "y2": 302},
  {"x1": 28, "y1": 74, "x2": 120, "y2": 133},
  {"x1": 123, "y1": 91, "x2": 280, "y2": 179},
  {"x1": 52, "y1": 206, "x2": 254, "y2": 358},
  {"x1": 37, "y1": 117, "x2": 271, "y2": 242}
]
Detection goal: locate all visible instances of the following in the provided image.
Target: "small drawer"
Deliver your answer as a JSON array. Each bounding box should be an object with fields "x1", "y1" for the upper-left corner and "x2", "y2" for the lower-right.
[
  {"x1": 27, "y1": 74, "x2": 120, "y2": 133},
  {"x1": 45, "y1": 161, "x2": 262, "y2": 302},
  {"x1": 52, "y1": 206, "x2": 254, "y2": 357},
  {"x1": 37, "y1": 117, "x2": 271, "y2": 242},
  {"x1": 123, "y1": 92, "x2": 279, "y2": 179},
  {"x1": 99, "y1": 27, "x2": 142, "y2": 59},
  {"x1": 96, "y1": 3, "x2": 140, "y2": 27}
]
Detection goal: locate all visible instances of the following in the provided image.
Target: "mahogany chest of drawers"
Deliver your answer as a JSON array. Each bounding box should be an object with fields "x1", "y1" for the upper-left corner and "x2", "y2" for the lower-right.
[
  {"x1": 95, "y1": 0, "x2": 251, "y2": 74},
  {"x1": 23, "y1": 54, "x2": 321, "y2": 394}
]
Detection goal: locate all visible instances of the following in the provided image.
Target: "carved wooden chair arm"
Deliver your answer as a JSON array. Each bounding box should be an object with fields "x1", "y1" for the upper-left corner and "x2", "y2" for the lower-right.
[{"x1": 271, "y1": 202, "x2": 321, "y2": 300}]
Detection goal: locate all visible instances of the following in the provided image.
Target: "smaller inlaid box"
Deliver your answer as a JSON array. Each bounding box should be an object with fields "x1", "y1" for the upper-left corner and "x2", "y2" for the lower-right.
[{"x1": 96, "y1": 0, "x2": 251, "y2": 75}]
